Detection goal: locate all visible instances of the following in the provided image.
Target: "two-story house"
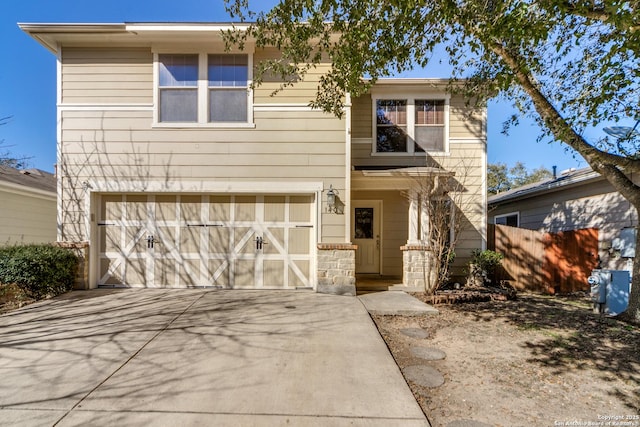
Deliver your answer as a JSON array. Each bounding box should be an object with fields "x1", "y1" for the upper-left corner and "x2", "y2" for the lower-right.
[{"x1": 21, "y1": 22, "x2": 487, "y2": 294}]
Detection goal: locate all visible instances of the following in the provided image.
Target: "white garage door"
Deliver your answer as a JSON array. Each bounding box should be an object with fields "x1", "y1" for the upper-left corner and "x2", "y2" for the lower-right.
[{"x1": 98, "y1": 194, "x2": 315, "y2": 288}]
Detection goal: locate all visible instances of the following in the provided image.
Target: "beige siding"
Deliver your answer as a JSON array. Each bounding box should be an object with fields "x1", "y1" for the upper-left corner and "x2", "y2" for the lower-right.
[
  {"x1": 61, "y1": 47, "x2": 330, "y2": 106},
  {"x1": 449, "y1": 96, "x2": 484, "y2": 139},
  {"x1": 351, "y1": 92, "x2": 484, "y2": 140},
  {"x1": 351, "y1": 94, "x2": 372, "y2": 139},
  {"x1": 350, "y1": 141, "x2": 486, "y2": 277},
  {"x1": 351, "y1": 92, "x2": 485, "y2": 169},
  {"x1": 253, "y1": 48, "x2": 332, "y2": 104},
  {"x1": 0, "y1": 189, "x2": 56, "y2": 245},
  {"x1": 59, "y1": 109, "x2": 346, "y2": 243},
  {"x1": 62, "y1": 47, "x2": 153, "y2": 104},
  {"x1": 445, "y1": 143, "x2": 486, "y2": 270}
]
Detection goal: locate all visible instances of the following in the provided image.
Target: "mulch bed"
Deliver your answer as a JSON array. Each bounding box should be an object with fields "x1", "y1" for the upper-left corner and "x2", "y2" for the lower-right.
[{"x1": 0, "y1": 283, "x2": 35, "y2": 314}]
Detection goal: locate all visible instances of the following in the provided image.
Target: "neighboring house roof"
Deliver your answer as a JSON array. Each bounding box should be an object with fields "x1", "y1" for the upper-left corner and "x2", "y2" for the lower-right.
[
  {"x1": 0, "y1": 165, "x2": 56, "y2": 195},
  {"x1": 488, "y1": 167, "x2": 602, "y2": 206}
]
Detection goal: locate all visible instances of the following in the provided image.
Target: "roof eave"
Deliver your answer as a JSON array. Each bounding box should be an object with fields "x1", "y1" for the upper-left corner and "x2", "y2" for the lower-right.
[
  {"x1": 488, "y1": 170, "x2": 603, "y2": 206},
  {"x1": 19, "y1": 23, "x2": 128, "y2": 53},
  {"x1": 18, "y1": 22, "x2": 254, "y2": 53}
]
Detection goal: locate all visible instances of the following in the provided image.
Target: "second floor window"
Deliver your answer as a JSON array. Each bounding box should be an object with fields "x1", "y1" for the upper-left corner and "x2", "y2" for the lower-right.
[
  {"x1": 209, "y1": 54, "x2": 248, "y2": 123},
  {"x1": 159, "y1": 54, "x2": 198, "y2": 122},
  {"x1": 376, "y1": 100, "x2": 407, "y2": 152},
  {"x1": 415, "y1": 100, "x2": 445, "y2": 152},
  {"x1": 157, "y1": 53, "x2": 250, "y2": 125},
  {"x1": 375, "y1": 98, "x2": 447, "y2": 154}
]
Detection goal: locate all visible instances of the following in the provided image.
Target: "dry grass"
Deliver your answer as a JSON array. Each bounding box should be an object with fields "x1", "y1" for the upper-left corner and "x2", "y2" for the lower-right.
[{"x1": 373, "y1": 293, "x2": 640, "y2": 426}]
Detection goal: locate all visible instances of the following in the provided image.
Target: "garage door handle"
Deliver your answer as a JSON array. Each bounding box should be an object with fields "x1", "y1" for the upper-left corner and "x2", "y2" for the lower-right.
[{"x1": 255, "y1": 236, "x2": 268, "y2": 250}]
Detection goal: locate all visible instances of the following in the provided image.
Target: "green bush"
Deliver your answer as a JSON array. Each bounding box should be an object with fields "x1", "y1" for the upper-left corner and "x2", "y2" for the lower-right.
[
  {"x1": 466, "y1": 249, "x2": 505, "y2": 287},
  {"x1": 469, "y1": 249, "x2": 504, "y2": 274},
  {"x1": 0, "y1": 244, "x2": 78, "y2": 299}
]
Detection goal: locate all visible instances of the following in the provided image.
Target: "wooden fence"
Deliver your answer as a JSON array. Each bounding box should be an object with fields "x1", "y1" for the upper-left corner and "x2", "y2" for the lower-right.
[{"x1": 488, "y1": 224, "x2": 599, "y2": 294}]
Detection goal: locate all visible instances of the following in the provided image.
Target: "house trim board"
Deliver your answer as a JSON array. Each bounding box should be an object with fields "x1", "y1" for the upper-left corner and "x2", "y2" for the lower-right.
[
  {"x1": 56, "y1": 45, "x2": 63, "y2": 242},
  {"x1": 58, "y1": 103, "x2": 318, "y2": 113},
  {"x1": 87, "y1": 185, "x2": 321, "y2": 289},
  {"x1": 345, "y1": 92, "x2": 352, "y2": 244},
  {"x1": 86, "y1": 180, "x2": 324, "y2": 194}
]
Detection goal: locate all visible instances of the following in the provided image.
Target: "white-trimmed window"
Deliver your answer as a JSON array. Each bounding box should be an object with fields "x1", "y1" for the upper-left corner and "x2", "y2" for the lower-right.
[
  {"x1": 374, "y1": 97, "x2": 448, "y2": 154},
  {"x1": 158, "y1": 54, "x2": 198, "y2": 122},
  {"x1": 208, "y1": 54, "x2": 248, "y2": 123},
  {"x1": 156, "y1": 53, "x2": 252, "y2": 126},
  {"x1": 494, "y1": 212, "x2": 519, "y2": 227}
]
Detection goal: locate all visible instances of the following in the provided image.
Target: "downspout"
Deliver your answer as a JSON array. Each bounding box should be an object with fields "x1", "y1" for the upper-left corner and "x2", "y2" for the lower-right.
[{"x1": 56, "y1": 44, "x2": 63, "y2": 242}]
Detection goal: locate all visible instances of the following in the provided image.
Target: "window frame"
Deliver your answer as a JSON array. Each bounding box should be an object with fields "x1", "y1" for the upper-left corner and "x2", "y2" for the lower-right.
[
  {"x1": 153, "y1": 51, "x2": 255, "y2": 128},
  {"x1": 494, "y1": 212, "x2": 520, "y2": 227},
  {"x1": 371, "y1": 93, "x2": 450, "y2": 155},
  {"x1": 157, "y1": 54, "x2": 199, "y2": 123}
]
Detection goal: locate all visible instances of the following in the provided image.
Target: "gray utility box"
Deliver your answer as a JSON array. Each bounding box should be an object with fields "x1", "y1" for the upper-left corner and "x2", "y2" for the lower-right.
[{"x1": 587, "y1": 269, "x2": 631, "y2": 316}]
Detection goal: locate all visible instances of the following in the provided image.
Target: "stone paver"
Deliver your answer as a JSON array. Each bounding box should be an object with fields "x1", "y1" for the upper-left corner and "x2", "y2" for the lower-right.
[
  {"x1": 403, "y1": 365, "x2": 445, "y2": 388},
  {"x1": 358, "y1": 291, "x2": 439, "y2": 316}
]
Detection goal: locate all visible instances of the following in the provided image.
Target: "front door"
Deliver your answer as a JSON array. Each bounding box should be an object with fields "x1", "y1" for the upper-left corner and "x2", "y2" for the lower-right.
[{"x1": 352, "y1": 200, "x2": 381, "y2": 274}]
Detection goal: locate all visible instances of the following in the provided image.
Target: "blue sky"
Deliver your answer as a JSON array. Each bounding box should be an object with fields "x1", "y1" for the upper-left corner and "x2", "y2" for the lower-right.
[{"x1": 1, "y1": 0, "x2": 588, "y2": 173}]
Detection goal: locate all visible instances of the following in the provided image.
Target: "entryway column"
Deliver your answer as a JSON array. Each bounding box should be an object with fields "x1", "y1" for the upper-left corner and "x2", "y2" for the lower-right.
[
  {"x1": 316, "y1": 243, "x2": 357, "y2": 296},
  {"x1": 407, "y1": 190, "x2": 420, "y2": 244}
]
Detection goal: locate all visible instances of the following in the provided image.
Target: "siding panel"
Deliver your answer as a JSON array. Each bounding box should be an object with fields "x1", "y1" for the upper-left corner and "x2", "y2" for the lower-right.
[
  {"x1": 62, "y1": 47, "x2": 153, "y2": 104},
  {"x1": 253, "y1": 47, "x2": 331, "y2": 104},
  {"x1": 0, "y1": 190, "x2": 56, "y2": 244}
]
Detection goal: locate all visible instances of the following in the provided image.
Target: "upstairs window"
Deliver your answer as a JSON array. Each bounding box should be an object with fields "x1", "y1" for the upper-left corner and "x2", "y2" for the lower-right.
[
  {"x1": 374, "y1": 97, "x2": 448, "y2": 154},
  {"x1": 156, "y1": 53, "x2": 251, "y2": 126},
  {"x1": 159, "y1": 54, "x2": 198, "y2": 122},
  {"x1": 415, "y1": 100, "x2": 445, "y2": 152},
  {"x1": 208, "y1": 54, "x2": 248, "y2": 123},
  {"x1": 376, "y1": 100, "x2": 407, "y2": 152}
]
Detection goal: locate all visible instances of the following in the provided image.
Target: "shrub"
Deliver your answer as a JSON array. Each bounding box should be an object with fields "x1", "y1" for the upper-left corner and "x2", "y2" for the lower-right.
[
  {"x1": 0, "y1": 244, "x2": 78, "y2": 299},
  {"x1": 469, "y1": 249, "x2": 504, "y2": 274},
  {"x1": 466, "y1": 249, "x2": 504, "y2": 287}
]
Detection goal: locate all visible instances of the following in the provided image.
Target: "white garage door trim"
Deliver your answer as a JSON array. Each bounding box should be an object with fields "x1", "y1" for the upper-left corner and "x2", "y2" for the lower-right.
[{"x1": 96, "y1": 193, "x2": 317, "y2": 289}]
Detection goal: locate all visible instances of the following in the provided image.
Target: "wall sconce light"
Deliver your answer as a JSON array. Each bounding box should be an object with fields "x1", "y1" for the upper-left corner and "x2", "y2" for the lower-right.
[{"x1": 326, "y1": 185, "x2": 338, "y2": 213}]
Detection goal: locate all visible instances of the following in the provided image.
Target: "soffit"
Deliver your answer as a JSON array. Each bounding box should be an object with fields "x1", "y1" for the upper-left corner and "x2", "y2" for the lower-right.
[{"x1": 19, "y1": 22, "x2": 253, "y2": 53}]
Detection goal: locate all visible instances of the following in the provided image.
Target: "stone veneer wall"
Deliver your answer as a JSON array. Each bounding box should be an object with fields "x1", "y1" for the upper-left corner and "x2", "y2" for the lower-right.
[
  {"x1": 316, "y1": 243, "x2": 357, "y2": 296},
  {"x1": 54, "y1": 241, "x2": 90, "y2": 290},
  {"x1": 400, "y1": 244, "x2": 435, "y2": 289}
]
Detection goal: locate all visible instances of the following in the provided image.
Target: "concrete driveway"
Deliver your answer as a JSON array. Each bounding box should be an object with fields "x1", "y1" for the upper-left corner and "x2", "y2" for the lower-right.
[{"x1": 0, "y1": 289, "x2": 429, "y2": 426}]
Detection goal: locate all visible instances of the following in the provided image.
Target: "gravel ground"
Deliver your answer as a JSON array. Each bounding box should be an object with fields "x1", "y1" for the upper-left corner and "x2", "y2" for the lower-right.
[{"x1": 372, "y1": 293, "x2": 640, "y2": 427}]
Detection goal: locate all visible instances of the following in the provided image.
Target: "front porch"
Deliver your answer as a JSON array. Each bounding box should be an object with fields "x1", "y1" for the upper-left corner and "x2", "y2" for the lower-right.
[
  {"x1": 355, "y1": 274, "x2": 401, "y2": 294},
  {"x1": 350, "y1": 166, "x2": 454, "y2": 292}
]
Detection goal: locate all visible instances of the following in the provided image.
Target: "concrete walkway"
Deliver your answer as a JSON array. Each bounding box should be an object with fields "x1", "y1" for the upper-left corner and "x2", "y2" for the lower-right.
[
  {"x1": 0, "y1": 289, "x2": 429, "y2": 426},
  {"x1": 359, "y1": 291, "x2": 439, "y2": 316}
]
